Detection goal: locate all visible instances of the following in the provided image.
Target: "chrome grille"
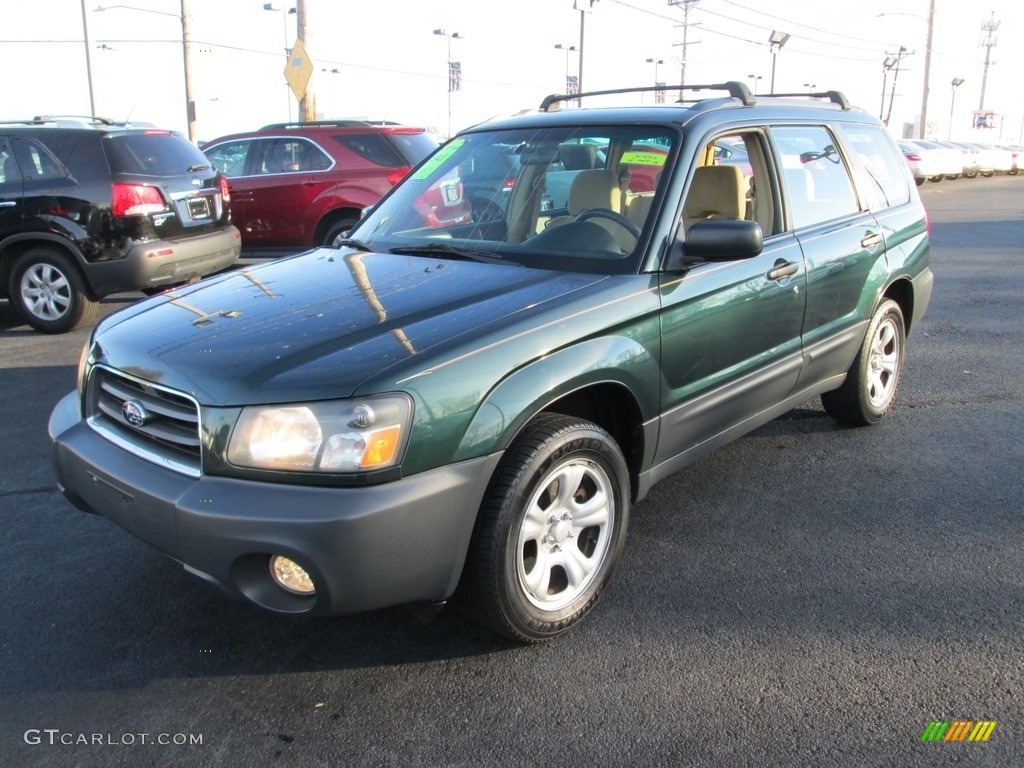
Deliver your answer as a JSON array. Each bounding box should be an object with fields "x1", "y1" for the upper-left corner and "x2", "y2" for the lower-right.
[{"x1": 87, "y1": 366, "x2": 202, "y2": 477}]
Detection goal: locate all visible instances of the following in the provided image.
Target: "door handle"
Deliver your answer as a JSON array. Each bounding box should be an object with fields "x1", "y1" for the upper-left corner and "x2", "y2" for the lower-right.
[
  {"x1": 767, "y1": 260, "x2": 799, "y2": 281},
  {"x1": 861, "y1": 231, "x2": 883, "y2": 249}
]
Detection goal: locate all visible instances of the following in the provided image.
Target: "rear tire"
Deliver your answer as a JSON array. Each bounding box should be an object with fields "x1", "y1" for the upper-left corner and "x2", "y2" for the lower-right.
[
  {"x1": 10, "y1": 247, "x2": 97, "y2": 333},
  {"x1": 822, "y1": 299, "x2": 905, "y2": 426},
  {"x1": 456, "y1": 414, "x2": 630, "y2": 643}
]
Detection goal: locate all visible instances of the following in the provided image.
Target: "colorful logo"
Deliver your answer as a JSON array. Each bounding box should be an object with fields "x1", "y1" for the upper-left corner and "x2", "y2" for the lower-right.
[{"x1": 921, "y1": 721, "x2": 997, "y2": 743}]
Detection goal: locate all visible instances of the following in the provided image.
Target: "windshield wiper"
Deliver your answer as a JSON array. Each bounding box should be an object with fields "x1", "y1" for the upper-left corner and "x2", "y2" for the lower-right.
[
  {"x1": 387, "y1": 242, "x2": 512, "y2": 265},
  {"x1": 335, "y1": 237, "x2": 373, "y2": 251}
]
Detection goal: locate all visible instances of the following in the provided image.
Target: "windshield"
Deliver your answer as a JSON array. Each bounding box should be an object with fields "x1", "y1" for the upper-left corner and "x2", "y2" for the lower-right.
[{"x1": 351, "y1": 126, "x2": 676, "y2": 274}]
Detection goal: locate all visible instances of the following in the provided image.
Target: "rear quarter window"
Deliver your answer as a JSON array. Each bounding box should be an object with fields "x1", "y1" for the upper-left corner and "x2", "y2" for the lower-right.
[
  {"x1": 104, "y1": 133, "x2": 210, "y2": 176},
  {"x1": 9, "y1": 136, "x2": 70, "y2": 182},
  {"x1": 336, "y1": 132, "x2": 436, "y2": 167},
  {"x1": 838, "y1": 124, "x2": 911, "y2": 209}
]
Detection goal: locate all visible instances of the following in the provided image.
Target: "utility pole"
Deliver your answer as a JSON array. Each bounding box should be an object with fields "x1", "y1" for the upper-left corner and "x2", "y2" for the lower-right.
[
  {"x1": 180, "y1": 0, "x2": 196, "y2": 141},
  {"x1": 296, "y1": 0, "x2": 316, "y2": 121},
  {"x1": 978, "y1": 12, "x2": 999, "y2": 112},
  {"x1": 669, "y1": 0, "x2": 701, "y2": 100},
  {"x1": 885, "y1": 46, "x2": 910, "y2": 128},
  {"x1": 917, "y1": 0, "x2": 935, "y2": 139}
]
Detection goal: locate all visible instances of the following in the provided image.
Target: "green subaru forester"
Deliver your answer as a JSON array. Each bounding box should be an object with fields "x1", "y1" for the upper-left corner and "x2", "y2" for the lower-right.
[{"x1": 50, "y1": 83, "x2": 932, "y2": 642}]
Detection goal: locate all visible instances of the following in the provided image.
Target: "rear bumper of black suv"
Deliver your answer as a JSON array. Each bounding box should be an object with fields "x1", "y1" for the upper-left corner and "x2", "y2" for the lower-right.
[{"x1": 85, "y1": 225, "x2": 242, "y2": 296}]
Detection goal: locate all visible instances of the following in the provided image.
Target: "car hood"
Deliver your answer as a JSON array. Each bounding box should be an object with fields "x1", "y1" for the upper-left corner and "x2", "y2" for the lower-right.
[{"x1": 91, "y1": 248, "x2": 609, "y2": 405}]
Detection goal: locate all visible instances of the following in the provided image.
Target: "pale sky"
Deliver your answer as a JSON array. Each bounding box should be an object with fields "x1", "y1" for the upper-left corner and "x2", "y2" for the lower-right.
[{"x1": 4, "y1": 0, "x2": 1023, "y2": 144}]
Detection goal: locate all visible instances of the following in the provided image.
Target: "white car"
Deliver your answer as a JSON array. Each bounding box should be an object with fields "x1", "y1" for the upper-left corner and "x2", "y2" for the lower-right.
[{"x1": 898, "y1": 140, "x2": 944, "y2": 185}]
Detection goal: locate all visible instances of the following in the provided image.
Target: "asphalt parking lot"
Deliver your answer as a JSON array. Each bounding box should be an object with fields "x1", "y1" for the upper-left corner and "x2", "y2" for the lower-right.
[{"x1": 0, "y1": 177, "x2": 1021, "y2": 767}]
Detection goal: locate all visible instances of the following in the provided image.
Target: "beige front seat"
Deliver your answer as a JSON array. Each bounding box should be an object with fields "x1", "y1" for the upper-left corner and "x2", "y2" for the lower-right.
[
  {"x1": 546, "y1": 169, "x2": 621, "y2": 227},
  {"x1": 683, "y1": 165, "x2": 745, "y2": 230}
]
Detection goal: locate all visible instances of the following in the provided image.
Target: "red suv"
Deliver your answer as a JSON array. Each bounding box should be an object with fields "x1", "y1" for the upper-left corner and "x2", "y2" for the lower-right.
[{"x1": 202, "y1": 121, "x2": 441, "y2": 257}]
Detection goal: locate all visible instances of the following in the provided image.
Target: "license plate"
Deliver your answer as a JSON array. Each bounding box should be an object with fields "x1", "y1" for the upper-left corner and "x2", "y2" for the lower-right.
[
  {"x1": 441, "y1": 182, "x2": 460, "y2": 205},
  {"x1": 187, "y1": 197, "x2": 211, "y2": 220}
]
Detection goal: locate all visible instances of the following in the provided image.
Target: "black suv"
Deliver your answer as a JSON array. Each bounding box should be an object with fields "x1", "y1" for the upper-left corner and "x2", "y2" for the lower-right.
[
  {"x1": 1, "y1": 117, "x2": 240, "y2": 333},
  {"x1": 51, "y1": 84, "x2": 932, "y2": 641}
]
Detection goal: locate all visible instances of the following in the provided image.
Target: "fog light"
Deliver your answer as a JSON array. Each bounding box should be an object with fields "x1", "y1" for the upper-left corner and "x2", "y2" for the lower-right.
[{"x1": 269, "y1": 555, "x2": 316, "y2": 595}]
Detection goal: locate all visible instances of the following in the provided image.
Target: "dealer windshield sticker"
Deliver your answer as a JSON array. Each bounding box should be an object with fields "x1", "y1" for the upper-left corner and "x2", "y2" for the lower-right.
[
  {"x1": 412, "y1": 138, "x2": 466, "y2": 179},
  {"x1": 620, "y1": 150, "x2": 667, "y2": 166}
]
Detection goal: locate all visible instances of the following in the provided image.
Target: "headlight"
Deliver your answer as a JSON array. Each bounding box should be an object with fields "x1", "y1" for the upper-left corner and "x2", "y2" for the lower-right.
[
  {"x1": 226, "y1": 395, "x2": 413, "y2": 473},
  {"x1": 77, "y1": 339, "x2": 95, "y2": 395}
]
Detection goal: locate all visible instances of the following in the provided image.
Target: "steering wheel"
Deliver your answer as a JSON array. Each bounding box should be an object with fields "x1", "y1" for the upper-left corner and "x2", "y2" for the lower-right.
[{"x1": 574, "y1": 208, "x2": 642, "y2": 240}]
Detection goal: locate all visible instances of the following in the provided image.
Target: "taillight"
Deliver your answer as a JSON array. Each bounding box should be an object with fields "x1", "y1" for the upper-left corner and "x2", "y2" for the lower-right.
[
  {"x1": 112, "y1": 182, "x2": 166, "y2": 216},
  {"x1": 905, "y1": 153, "x2": 922, "y2": 162},
  {"x1": 503, "y1": 178, "x2": 516, "y2": 190},
  {"x1": 220, "y1": 176, "x2": 231, "y2": 203},
  {"x1": 386, "y1": 167, "x2": 411, "y2": 186}
]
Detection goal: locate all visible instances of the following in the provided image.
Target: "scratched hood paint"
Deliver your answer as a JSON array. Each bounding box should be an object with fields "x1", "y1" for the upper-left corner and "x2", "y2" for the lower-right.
[{"x1": 91, "y1": 248, "x2": 608, "y2": 405}]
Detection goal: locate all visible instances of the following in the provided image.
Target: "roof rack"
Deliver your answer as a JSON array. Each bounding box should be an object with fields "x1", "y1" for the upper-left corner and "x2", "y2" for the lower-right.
[
  {"x1": 258, "y1": 119, "x2": 405, "y2": 130},
  {"x1": 33, "y1": 114, "x2": 115, "y2": 124},
  {"x1": 539, "y1": 81, "x2": 756, "y2": 112},
  {"x1": 756, "y1": 90, "x2": 852, "y2": 110}
]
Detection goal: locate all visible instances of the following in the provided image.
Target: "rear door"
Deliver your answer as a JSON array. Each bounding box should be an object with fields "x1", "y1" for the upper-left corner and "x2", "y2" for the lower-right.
[
  {"x1": 769, "y1": 124, "x2": 888, "y2": 388},
  {"x1": 0, "y1": 137, "x2": 25, "y2": 241}
]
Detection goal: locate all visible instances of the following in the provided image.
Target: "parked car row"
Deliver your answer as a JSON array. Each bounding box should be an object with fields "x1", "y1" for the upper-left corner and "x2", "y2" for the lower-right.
[{"x1": 898, "y1": 138, "x2": 1021, "y2": 185}]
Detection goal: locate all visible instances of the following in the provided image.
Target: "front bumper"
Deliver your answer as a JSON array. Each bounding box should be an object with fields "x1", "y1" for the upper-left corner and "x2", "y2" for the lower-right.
[{"x1": 49, "y1": 390, "x2": 500, "y2": 616}]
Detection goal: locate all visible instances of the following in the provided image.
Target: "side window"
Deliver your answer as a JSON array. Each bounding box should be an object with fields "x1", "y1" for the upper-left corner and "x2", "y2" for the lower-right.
[
  {"x1": 0, "y1": 138, "x2": 19, "y2": 185},
  {"x1": 771, "y1": 126, "x2": 860, "y2": 229},
  {"x1": 9, "y1": 137, "x2": 69, "y2": 183},
  {"x1": 255, "y1": 138, "x2": 331, "y2": 175},
  {"x1": 683, "y1": 131, "x2": 780, "y2": 236},
  {"x1": 204, "y1": 140, "x2": 254, "y2": 177},
  {"x1": 838, "y1": 124, "x2": 911, "y2": 209}
]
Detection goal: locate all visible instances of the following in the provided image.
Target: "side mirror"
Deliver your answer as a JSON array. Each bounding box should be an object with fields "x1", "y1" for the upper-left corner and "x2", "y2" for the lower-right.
[{"x1": 665, "y1": 218, "x2": 763, "y2": 271}]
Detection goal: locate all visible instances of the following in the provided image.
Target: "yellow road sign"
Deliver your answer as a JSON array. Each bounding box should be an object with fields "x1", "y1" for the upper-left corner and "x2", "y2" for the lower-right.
[{"x1": 284, "y1": 38, "x2": 313, "y2": 101}]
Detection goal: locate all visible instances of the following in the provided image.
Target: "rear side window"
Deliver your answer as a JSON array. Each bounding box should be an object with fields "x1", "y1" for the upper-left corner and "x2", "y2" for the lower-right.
[
  {"x1": 9, "y1": 137, "x2": 69, "y2": 182},
  {"x1": 772, "y1": 126, "x2": 859, "y2": 229},
  {"x1": 336, "y1": 132, "x2": 434, "y2": 167},
  {"x1": 204, "y1": 139, "x2": 255, "y2": 177},
  {"x1": 252, "y1": 138, "x2": 332, "y2": 174},
  {"x1": 0, "y1": 138, "x2": 19, "y2": 185},
  {"x1": 839, "y1": 124, "x2": 911, "y2": 209},
  {"x1": 104, "y1": 133, "x2": 210, "y2": 176}
]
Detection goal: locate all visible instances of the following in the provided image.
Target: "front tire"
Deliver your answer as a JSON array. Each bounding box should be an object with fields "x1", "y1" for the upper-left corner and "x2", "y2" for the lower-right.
[
  {"x1": 457, "y1": 414, "x2": 630, "y2": 643},
  {"x1": 822, "y1": 299, "x2": 906, "y2": 426},
  {"x1": 10, "y1": 248, "x2": 97, "y2": 333},
  {"x1": 321, "y1": 217, "x2": 358, "y2": 247}
]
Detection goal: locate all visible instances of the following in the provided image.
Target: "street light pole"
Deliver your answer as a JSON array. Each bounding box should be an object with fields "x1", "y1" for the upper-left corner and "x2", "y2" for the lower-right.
[
  {"x1": 433, "y1": 29, "x2": 463, "y2": 139},
  {"x1": 264, "y1": 4, "x2": 296, "y2": 122},
  {"x1": 767, "y1": 30, "x2": 790, "y2": 94},
  {"x1": 646, "y1": 57, "x2": 664, "y2": 103},
  {"x1": 949, "y1": 78, "x2": 965, "y2": 140},
  {"x1": 554, "y1": 43, "x2": 577, "y2": 95}
]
